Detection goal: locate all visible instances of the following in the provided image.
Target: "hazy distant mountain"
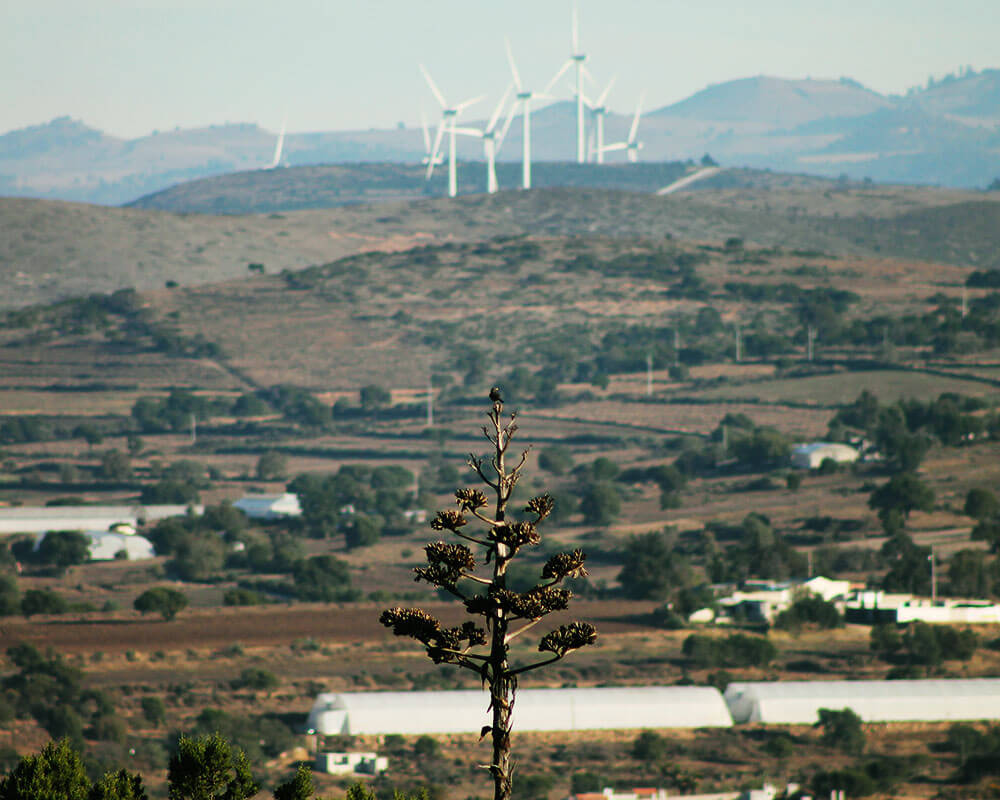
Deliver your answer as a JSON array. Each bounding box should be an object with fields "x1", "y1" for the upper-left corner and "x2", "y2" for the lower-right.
[
  {"x1": 903, "y1": 68, "x2": 1000, "y2": 123},
  {"x1": 653, "y1": 76, "x2": 892, "y2": 128},
  {"x1": 2, "y1": 71, "x2": 1000, "y2": 205}
]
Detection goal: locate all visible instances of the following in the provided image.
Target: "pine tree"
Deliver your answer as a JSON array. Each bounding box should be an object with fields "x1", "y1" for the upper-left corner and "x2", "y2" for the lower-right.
[{"x1": 380, "y1": 391, "x2": 597, "y2": 800}]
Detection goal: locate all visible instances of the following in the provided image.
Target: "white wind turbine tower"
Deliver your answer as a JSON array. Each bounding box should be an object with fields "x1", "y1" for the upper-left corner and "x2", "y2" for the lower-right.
[
  {"x1": 600, "y1": 92, "x2": 645, "y2": 162},
  {"x1": 420, "y1": 64, "x2": 483, "y2": 198},
  {"x1": 505, "y1": 38, "x2": 549, "y2": 190},
  {"x1": 585, "y1": 77, "x2": 616, "y2": 164},
  {"x1": 546, "y1": 2, "x2": 588, "y2": 163},
  {"x1": 454, "y1": 87, "x2": 514, "y2": 194},
  {"x1": 269, "y1": 116, "x2": 287, "y2": 169}
]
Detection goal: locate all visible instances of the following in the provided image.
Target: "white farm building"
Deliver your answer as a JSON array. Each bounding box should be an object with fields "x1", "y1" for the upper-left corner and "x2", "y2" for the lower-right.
[
  {"x1": 306, "y1": 687, "x2": 733, "y2": 736},
  {"x1": 0, "y1": 504, "x2": 199, "y2": 535},
  {"x1": 233, "y1": 493, "x2": 302, "y2": 519},
  {"x1": 789, "y1": 442, "x2": 859, "y2": 470},
  {"x1": 725, "y1": 679, "x2": 1000, "y2": 724}
]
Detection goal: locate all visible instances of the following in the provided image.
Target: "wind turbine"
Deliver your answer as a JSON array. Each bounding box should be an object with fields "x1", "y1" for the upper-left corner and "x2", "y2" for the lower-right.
[
  {"x1": 269, "y1": 116, "x2": 287, "y2": 169},
  {"x1": 454, "y1": 87, "x2": 514, "y2": 194},
  {"x1": 505, "y1": 38, "x2": 548, "y2": 190},
  {"x1": 584, "y1": 77, "x2": 616, "y2": 164},
  {"x1": 545, "y1": 2, "x2": 588, "y2": 163},
  {"x1": 600, "y1": 93, "x2": 645, "y2": 163},
  {"x1": 420, "y1": 64, "x2": 483, "y2": 198},
  {"x1": 420, "y1": 111, "x2": 444, "y2": 169}
]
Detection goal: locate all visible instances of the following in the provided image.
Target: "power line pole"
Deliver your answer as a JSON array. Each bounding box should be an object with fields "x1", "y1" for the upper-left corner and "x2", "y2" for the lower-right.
[
  {"x1": 734, "y1": 325, "x2": 742, "y2": 363},
  {"x1": 962, "y1": 286, "x2": 968, "y2": 319},
  {"x1": 807, "y1": 325, "x2": 816, "y2": 362},
  {"x1": 646, "y1": 352, "x2": 653, "y2": 397},
  {"x1": 673, "y1": 329, "x2": 680, "y2": 366},
  {"x1": 190, "y1": 413, "x2": 196, "y2": 445}
]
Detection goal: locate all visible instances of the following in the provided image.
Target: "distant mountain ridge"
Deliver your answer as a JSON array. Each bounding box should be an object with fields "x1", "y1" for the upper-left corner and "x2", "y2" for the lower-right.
[{"x1": 2, "y1": 69, "x2": 1000, "y2": 204}]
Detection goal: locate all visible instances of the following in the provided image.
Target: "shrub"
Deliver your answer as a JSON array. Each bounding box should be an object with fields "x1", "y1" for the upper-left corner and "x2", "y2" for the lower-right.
[
  {"x1": 21, "y1": 588, "x2": 69, "y2": 617},
  {"x1": 682, "y1": 633, "x2": 776, "y2": 669},
  {"x1": 133, "y1": 587, "x2": 188, "y2": 621},
  {"x1": 774, "y1": 595, "x2": 842, "y2": 630},
  {"x1": 817, "y1": 707, "x2": 865, "y2": 755}
]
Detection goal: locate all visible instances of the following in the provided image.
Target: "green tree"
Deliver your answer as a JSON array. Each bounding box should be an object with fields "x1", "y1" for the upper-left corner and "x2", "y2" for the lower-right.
[
  {"x1": 134, "y1": 587, "x2": 188, "y2": 621},
  {"x1": 234, "y1": 668, "x2": 279, "y2": 693},
  {"x1": 380, "y1": 393, "x2": 597, "y2": 800},
  {"x1": 869, "y1": 472, "x2": 935, "y2": 528},
  {"x1": 255, "y1": 452, "x2": 288, "y2": 481},
  {"x1": 21, "y1": 588, "x2": 69, "y2": 617},
  {"x1": 816, "y1": 707, "x2": 865, "y2": 755},
  {"x1": 272, "y1": 765, "x2": 313, "y2": 800},
  {"x1": 618, "y1": 530, "x2": 693, "y2": 600},
  {"x1": 141, "y1": 696, "x2": 166, "y2": 727},
  {"x1": 343, "y1": 515, "x2": 380, "y2": 550},
  {"x1": 167, "y1": 734, "x2": 258, "y2": 800},
  {"x1": 579, "y1": 481, "x2": 621, "y2": 526},
  {"x1": 98, "y1": 449, "x2": 132, "y2": 482},
  {"x1": 0, "y1": 575, "x2": 20, "y2": 616},
  {"x1": 88, "y1": 770, "x2": 147, "y2": 800},
  {"x1": 291, "y1": 555, "x2": 353, "y2": 601},
  {"x1": 965, "y1": 488, "x2": 999, "y2": 521},
  {"x1": 36, "y1": 531, "x2": 90, "y2": 572},
  {"x1": 0, "y1": 739, "x2": 90, "y2": 800},
  {"x1": 774, "y1": 595, "x2": 842, "y2": 630},
  {"x1": 631, "y1": 730, "x2": 669, "y2": 762},
  {"x1": 359, "y1": 384, "x2": 391, "y2": 414}
]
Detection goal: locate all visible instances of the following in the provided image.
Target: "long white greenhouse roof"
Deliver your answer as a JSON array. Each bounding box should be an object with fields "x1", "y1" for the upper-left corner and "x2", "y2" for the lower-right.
[
  {"x1": 307, "y1": 686, "x2": 733, "y2": 736},
  {"x1": 725, "y1": 679, "x2": 1000, "y2": 724}
]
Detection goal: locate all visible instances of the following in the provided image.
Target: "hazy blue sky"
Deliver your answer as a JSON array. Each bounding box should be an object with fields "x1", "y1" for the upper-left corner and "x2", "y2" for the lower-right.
[{"x1": 3, "y1": 0, "x2": 997, "y2": 138}]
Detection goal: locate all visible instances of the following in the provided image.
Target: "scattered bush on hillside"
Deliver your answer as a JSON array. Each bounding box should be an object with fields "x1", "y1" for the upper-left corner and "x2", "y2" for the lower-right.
[
  {"x1": 816, "y1": 707, "x2": 865, "y2": 755},
  {"x1": 682, "y1": 633, "x2": 776, "y2": 669},
  {"x1": 774, "y1": 595, "x2": 842, "y2": 631},
  {"x1": 133, "y1": 587, "x2": 188, "y2": 621}
]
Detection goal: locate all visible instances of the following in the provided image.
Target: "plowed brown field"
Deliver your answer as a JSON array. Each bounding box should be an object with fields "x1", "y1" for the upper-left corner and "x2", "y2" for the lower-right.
[{"x1": 0, "y1": 600, "x2": 660, "y2": 655}]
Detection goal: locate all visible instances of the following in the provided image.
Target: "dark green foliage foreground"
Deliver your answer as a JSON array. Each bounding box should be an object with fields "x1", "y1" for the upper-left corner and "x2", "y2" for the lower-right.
[
  {"x1": 0, "y1": 737, "x2": 441, "y2": 800},
  {"x1": 0, "y1": 739, "x2": 145, "y2": 800}
]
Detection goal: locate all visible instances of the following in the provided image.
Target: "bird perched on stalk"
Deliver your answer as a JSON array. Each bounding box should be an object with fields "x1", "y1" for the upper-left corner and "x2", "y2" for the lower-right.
[{"x1": 489, "y1": 386, "x2": 503, "y2": 404}]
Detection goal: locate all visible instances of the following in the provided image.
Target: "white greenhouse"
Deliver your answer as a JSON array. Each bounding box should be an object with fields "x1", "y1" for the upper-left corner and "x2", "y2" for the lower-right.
[
  {"x1": 790, "y1": 443, "x2": 859, "y2": 470},
  {"x1": 233, "y1": 493, "x2": 302, "y2": 519},
  {"x1": 725, "y1": 679, "x2": 1000, "y2": 724},
  {"x1": 306, "y1": 686, "x2": 734, "y2": 736}
]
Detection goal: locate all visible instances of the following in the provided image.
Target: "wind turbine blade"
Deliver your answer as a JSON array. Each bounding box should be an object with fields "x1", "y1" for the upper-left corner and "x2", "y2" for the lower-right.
[
  {"x1": 419, "y1": 64, "x2": 447, "y2": 109},
  {"x1": 572, "y1": 1, "x2": 579, "y2": 53},
  {"x1": 602, "y1": 142, "x2": 628, "y2": 153},
  {"x1": 487, "y1": 85, "x2": 512, "y2": 133},
  {"x1": 420, "y1": 111, "x2": 431, "y2": 152},
  {"x1": 426, "y1": 122, "x2": 445, "y2": 179},
  {"x1": 544, "y1": 60, "x2": 572, "y2": 95},
  {"x1": 455, "y1": 95, "x2": 485, "y2": 115},
  {"x1": 504, "y1": 38, "x2": 523, "y2": 91},
  {"x1": 496, "y1": 99, "x2": 518, "y2": 152},
  {"x1": 270, "y1": 116, "x2": 287, "y2": 168},
  {"x1": 628, "y1": 92, "x2": 645, "y2": 143},
  {"x1": 452, "y1": 126, "x2": 483, "y2": 137},
  {"x1": 596, "y1": 77, "x2": 616, "y2": 107}
]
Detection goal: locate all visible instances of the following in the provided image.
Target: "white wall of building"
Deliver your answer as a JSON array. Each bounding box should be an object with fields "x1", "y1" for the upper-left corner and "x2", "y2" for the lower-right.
[
  {"x1": 307, "y1": 687, "x2": 734, "y2": 736},
  {"x1": 725, "y1": 679, "x2": 1000, "y2": 724}
]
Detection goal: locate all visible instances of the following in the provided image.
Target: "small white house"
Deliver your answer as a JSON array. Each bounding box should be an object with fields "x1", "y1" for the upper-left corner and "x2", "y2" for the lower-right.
[
  {"x1": 233, "y1": 493, "x2": 302, "y2": 519},
  {"x1": 314, "y1": 752, "x2": 387, "y2": 775},
  {"x1": 790, "y1": 442, "x2": 859, "y2": 470}
]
